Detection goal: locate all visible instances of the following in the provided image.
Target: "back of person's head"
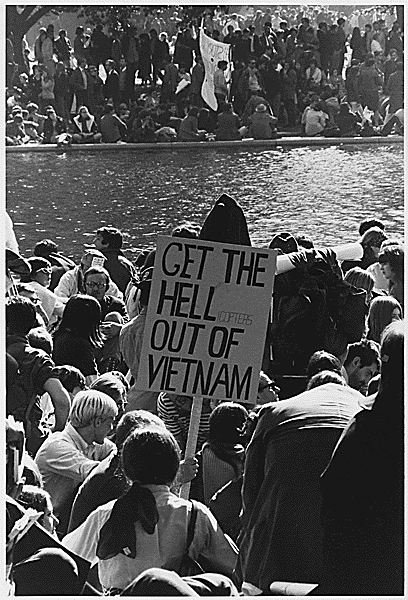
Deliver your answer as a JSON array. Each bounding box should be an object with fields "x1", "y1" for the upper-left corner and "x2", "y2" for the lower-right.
[
  {"x1": 209, "y1": 401, "x2": 248, "y2": 444},
  {"x1": 367, "y1": 295, "x2": 402, "y2": 344},
  {"x1": 171, "y1": 222, "x2": 200, "y2": 239},
  {"x1": 188, "y1": 106, "x2": 199, "y2": 117},
  {"x1": 307, "y1": 350, "x2": 342, "y2": 378},
  {"x1": 295, "y1": 234, "x2": 314, "y2": 249},
  {"x1": 53, "y1": 365, "x2": 86, "y2": 394},
  {"x1": 56, "y1": 294, "x2": 101, "y2": 343},
  {"x1": 96, "y1": 226, "x2": 123, "y2": 249},
  {"x1": 378, "y1": 244, "x2": 404, "y2": 280},
  {"x1": 12, "y1": 548, "x2": 80, "y2": 596},
  {"x1": 377, "y1": 320, "x2": 404, "y2": 397},
  {"x1": 22, "y1": 257, "x2": 51, "y2": 283},
  {"x1": 360, "y1": 226, "x2": 387, "y2": 250},
  {"x1": 268, "y1": 231, "x2": 299, "y2": 254},
  {"x1": 344, "y1": 338, "x2": 381, "y2": 368},
  {"x1": 69, "y1": 389, "x2": 118, "y2": 428},
  {"x1": 28, "y1": 327, "x2": 53, "y2": 354},
  {"x1": 18, "y1": 484, "x2": 53, "y2": 525},
  {"x1": 90, "y1": 373, "x2": 128, "y2": 414},
  {"x1": 306, "y1": 370, "x2": 346, "y2": 390},
  {"x1": 33, "y1": 238, "x2": 58, "y2": 257},
  {"x1": 138, "y1": 267, "x2": 153, "y2": 306},
  {"x1": 344, "y1": 267, "x2": 375, "y2": 294},
  {"x1": 121, "y1": 427, "x2": 180, "y2": 485},
  {"x1": 115, "y1": 410, "x2": 166, "y2": 448},
  {"x1": 6, "y1": 296, "x2": 37, "y2": 335}
]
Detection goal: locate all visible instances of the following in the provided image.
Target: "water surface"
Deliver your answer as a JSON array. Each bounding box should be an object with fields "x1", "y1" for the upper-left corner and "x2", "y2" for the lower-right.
[{"x1": 7, "y1": 144, "x2": 404, "y2": 260}]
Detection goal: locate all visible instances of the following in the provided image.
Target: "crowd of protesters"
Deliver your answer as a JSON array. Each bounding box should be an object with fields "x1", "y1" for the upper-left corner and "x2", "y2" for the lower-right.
[
  {"x1": 6, "y1": 5, "x2": 404, "y2": 145},
  {"x1": 5, "y1": 195, "x2": 404, "y2": 595}
]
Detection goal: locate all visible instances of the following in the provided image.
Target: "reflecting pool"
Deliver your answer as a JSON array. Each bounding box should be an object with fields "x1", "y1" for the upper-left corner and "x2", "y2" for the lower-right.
[{"x1": 7, "y1": 144, "x2": 404, "y2": 260}]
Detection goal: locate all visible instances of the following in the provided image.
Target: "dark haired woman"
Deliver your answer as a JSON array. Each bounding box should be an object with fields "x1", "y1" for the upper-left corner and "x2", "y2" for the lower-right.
[
  {"x1": 63, "y1": 427, "x2": 238, "y2": 593},
  {"x1": 53, "y1": 294, "x2": 103, "y2": 384}
]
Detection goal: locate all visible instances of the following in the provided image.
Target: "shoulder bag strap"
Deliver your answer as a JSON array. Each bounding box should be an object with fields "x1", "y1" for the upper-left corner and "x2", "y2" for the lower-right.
[{"x1": 186, "y1": 500, "x2": 198, "y2": 551}]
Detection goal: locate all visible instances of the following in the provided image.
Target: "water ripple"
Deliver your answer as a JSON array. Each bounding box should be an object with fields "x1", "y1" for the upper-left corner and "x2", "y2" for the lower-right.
[{"x1": 7, "y1": 145, "x2": 404, "y2": 259}]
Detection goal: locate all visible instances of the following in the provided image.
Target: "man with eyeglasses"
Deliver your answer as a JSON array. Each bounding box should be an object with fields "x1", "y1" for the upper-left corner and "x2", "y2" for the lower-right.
[
  {"x1": 83, "y1": 266, "x2": 127, "y2": 321},
  {"x1": 55, "y1": 248, "x2": 122, "y2": 301}
]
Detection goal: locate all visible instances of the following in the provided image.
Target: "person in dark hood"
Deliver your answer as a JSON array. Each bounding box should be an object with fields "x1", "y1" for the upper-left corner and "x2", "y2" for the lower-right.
[{"x1": 199, "y1": 194, "x2": 251, "y2": 246}]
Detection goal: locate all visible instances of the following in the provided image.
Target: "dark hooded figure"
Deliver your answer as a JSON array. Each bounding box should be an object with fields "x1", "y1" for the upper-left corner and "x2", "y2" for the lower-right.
[{"x1": 199, "y1": 194, "x2": 251, "y2": 246}]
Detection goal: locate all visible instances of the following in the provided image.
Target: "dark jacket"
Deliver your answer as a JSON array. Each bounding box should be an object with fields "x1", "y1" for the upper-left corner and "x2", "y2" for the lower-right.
[
  {"x1": 104, "y1": 69, "x2": 120, "y2": 103},
  {"x1": 43, "y1": 116, "x2": 67, "y2": 144},
  {"x1": 101, "y1": 248, "x2": 135, "y2": 293}
]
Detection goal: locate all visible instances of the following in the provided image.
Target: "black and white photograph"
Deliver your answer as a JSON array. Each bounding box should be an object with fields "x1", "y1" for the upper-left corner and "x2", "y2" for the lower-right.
[{"x1": 5, "y1": 2, "x2": 404, "y2": 596}]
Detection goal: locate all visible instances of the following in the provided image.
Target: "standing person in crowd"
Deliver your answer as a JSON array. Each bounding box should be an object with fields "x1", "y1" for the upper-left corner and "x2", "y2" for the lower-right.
[
  {"x1": 54, "y1": 29, "x2": 72, "y2": 68},
  {"x1": 90, "y1": 24, "x2": 111, "y2": 70},
  {"x1": 350, "y1": 26, "x2": 365, "y2": 62},
  {"x1": 52, "y1": 294, "x2": 103, "y2": 384},
  {"x1": 104, "y1": 59, "x2": 120, "y2": 110},
  {"x1": 35, "y1": 389, "x2": 117, "y2": 536},
  {"x1": 42, "y1": 24, "x2": 56, "y2": 77},
  {"x1": 357, "y1": 54, "x2": 383, "y2": 122},
  {"x1": 138, "y1": 32, "x2": 152, "y2": 86},
  {"x1": 121, "y1": 26, "x2": 139, "y2": 102},
  {"x1": 73, "y1": 26, "x2": 87, "y2": 61},
  {"x1": 39, "y1": 68, "x2": 55, "y2": 113},
  {"x1": 69, "y1": 57, "x2": 90, "y2": 110},
  {"x1": 214, "y1": 60, "x2": 229, "y2": 110},
  {"x1": 87, "y1": 63, "x2": 105, "y2": 115},
  {"x1": 54, "y1": 61, "x2": 70, "y2": 122}
]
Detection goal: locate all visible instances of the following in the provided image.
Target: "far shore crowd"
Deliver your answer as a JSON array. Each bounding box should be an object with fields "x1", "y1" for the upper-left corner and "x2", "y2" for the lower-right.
[{"x1": 6, "y1": 5, "x2": 404, "y2": 146}]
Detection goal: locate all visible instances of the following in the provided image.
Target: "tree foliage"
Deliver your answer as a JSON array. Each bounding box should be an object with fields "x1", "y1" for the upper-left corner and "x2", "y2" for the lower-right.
[{"x1": 79, "y1": 5, "x2": 221, "y2": 32}]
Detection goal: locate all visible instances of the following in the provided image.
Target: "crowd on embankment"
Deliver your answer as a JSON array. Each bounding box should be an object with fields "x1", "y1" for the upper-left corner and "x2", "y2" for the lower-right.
[{"x1": 6, "y1": 5, "x2": 404, "y2": 146}]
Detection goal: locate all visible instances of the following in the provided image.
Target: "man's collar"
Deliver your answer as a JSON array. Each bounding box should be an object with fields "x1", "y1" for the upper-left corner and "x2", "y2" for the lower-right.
[{"x1": 65, "y1": 423, "x2": 94, "y2": 453}]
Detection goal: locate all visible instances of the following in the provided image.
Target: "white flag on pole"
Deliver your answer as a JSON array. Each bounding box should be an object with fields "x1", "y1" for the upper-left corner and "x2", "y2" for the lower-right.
[{"x1": 199, "y1": 29, "x2": 230, "y2": 111}]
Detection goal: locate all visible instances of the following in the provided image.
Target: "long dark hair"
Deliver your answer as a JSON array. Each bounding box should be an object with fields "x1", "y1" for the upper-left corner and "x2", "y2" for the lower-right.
[{"x1": 54, "y1": 294, "x2": 102, "y2": 347}]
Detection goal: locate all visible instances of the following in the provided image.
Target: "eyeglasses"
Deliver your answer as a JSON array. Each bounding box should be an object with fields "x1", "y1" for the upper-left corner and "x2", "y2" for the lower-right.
[{"x1": 85, "y1": 281, "x2": 106, "y2": 289}]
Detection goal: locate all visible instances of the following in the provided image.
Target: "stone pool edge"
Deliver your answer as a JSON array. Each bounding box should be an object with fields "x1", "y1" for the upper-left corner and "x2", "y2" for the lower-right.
[{"x1": 6, "y1": 135, "x2": 403, "y2": 153}]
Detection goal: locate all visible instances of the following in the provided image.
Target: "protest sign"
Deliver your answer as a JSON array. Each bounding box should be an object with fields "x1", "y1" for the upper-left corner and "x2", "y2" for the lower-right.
[
  {"x1": 137, "y1": 236, "x2": 277, "y2": 404},
  {"x1": 199, "y1": 29, "x2": 230, "y2": 111}
]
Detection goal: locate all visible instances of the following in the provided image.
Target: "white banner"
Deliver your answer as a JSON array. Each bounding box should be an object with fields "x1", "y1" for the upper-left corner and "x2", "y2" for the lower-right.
[
  {"x1": 199, "y1": 30, "x2": 230, "y2": 111},
  {"x1": 137, "y1": 236, "x2": 277, "y2": 404}
]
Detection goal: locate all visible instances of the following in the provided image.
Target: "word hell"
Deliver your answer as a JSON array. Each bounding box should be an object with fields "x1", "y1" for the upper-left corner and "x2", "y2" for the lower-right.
[
  {"x1": 148, "y1": 355, "x2": 253, "y2": 400},
  {"x1": 156, "y1": 280, "x2": 216, "y2": 320}
]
